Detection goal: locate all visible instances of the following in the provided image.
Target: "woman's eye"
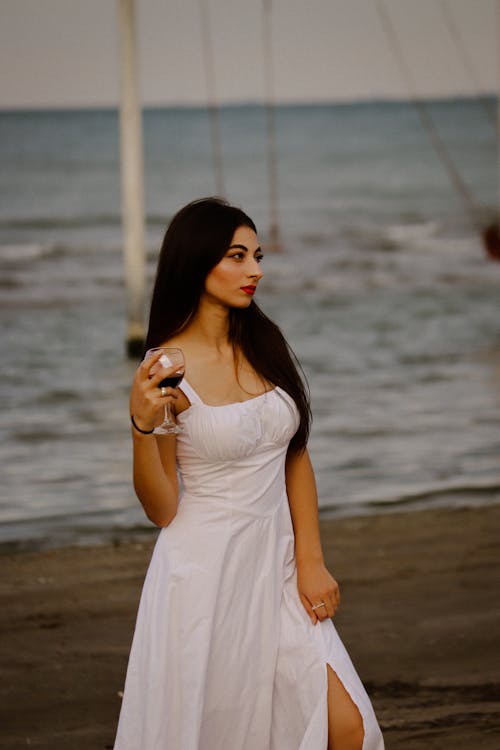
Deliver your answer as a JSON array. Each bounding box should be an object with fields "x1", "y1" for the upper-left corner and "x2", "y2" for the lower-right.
[{"x1": 227, "y1": 251, "x2": 263, "y2": 262}]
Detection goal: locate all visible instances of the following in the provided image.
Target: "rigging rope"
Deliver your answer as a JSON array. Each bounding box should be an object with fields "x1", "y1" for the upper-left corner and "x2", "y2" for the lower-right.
[
  {"x1": 262, "y1": 0, "x2": 281, "y2": 249},
  {"x1": 375, "y1": 0, "x2": 483, "y2": 229},
  {"x1": 437, "y1": 0, "x2": 496, "y2": 127},
  {"x1": 198, "y1": 0, "x2": 225, "y2": 196}
]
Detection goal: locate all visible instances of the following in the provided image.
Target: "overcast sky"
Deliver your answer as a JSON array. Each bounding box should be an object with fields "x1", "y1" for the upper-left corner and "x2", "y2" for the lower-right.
[{"x1": 0, "y1": 0, "x2": 497, "y2": 108}]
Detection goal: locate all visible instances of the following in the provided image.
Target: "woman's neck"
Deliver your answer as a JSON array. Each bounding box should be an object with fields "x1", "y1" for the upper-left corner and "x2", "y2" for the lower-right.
[{"x1": 185, "y1": 297, "x2": 231, "y2": 354}]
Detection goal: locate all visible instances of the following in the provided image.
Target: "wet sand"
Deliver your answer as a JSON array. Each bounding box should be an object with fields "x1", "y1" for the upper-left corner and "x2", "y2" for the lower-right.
[{"x1": 1, "y1": 503, "x2": 499, "y2": 749}]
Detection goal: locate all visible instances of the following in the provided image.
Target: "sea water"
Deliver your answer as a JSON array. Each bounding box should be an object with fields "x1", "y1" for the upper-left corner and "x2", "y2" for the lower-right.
[{"x1": 1, "y1": 99, "x2": 499, "y2": 549}]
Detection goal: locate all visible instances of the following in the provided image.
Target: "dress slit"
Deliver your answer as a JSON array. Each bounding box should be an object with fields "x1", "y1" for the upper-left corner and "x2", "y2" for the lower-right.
[
  {"x1": 324, "y1": 661, "x2": 365, "y2": 748},
  {"x1": 323, "y1": 657, "x2": 384, "y2": 750}
]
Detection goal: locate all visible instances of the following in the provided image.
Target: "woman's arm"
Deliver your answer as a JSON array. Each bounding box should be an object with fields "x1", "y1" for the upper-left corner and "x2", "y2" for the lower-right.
[
  {"x1": 129, "y1": 351, "x2": 180, "y2": 527},
  {"x1": 285, "y1": 448, "x2": 340, "y2": 624},
  {"x1": 131, "y1": 432, "x2": 178, "y2": 527}
]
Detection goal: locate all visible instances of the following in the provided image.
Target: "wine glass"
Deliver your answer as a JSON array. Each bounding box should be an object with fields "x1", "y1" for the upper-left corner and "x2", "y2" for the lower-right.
[{"x1": 145, "y1": 347, "x2": 185, "y2": 435}]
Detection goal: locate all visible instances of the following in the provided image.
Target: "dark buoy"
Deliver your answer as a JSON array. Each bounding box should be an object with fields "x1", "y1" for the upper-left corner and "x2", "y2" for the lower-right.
[
  {"x1": 126, "y1": 336, "x2": 144, "y2": 359},
  {"x1": 482, "y1": 223, "x2": 500, "y2": 261}
]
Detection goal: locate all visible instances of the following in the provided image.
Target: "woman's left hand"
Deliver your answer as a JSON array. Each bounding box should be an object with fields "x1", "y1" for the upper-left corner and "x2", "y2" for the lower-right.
[{"x1": 296, "y1": 559, "x2": 340, "y2": 625}]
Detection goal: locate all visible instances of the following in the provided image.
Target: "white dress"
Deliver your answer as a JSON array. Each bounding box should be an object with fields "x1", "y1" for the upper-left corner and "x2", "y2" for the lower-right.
[{"x1": 114, "y1": 381, "x2": 384, "y2": 750}]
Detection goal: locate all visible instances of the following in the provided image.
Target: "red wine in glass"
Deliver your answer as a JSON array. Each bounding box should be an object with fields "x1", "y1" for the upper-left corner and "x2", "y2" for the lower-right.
[
  {"x1": 158, "y1": 373, "x2": 184, "y2": 389},
  {"x1": 144, "y1": 347, "x2": 185, "y2": 434}
]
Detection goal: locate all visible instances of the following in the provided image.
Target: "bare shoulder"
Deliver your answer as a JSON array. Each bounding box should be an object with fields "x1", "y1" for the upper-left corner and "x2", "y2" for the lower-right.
[
  {"x1": 159, "y1": 334, "x2": 199, "y2": 367},
  {"x1": 159, "y1": 335, "x2": 184, "y2": 348}
]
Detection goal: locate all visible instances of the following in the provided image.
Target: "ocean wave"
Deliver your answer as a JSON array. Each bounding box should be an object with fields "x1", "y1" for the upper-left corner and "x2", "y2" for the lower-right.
[
  {"x1": 385, "y1": 221, "x2": 440, "y2": 245},
  {"x1": 339, "y1": 220, "x2": 487, "y2": 258},
  {"x1": 0, "y1": 215, "x2": 121, "y2": 230},
  {"x1": 0, "y1": 243, "x2": 62, "y2": 262},
  {"x1": 0, "y1": 240, "x2": 127, "y2": 264},
  {"x1": 0, "y1": 213, "x2": 169, "y2": 231},
  {"x1": 371, "y1": 479, "x2": 500, "y2": 505},
  {"x1": 319, "y1": 479, "x2": 500, "y2": 517},
  {"x1": 0, "y1": 503, "x2": 153, "y2": 551}
]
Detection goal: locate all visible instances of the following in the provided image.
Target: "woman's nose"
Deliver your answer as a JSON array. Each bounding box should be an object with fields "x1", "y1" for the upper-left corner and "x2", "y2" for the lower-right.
[{"x1": 248, "y1": 259, "x2": 263, "y2": 279}]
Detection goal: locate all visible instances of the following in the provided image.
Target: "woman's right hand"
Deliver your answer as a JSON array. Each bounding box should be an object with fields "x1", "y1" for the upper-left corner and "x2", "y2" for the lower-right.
[{"x1": 129, "y1": 349, "x2": 179, "y2": 432}]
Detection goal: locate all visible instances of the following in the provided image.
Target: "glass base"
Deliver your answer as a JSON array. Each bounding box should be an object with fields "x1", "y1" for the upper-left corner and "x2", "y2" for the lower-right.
[
  {"x1": 155, "y1": 403, "x2": 182, "y2": 435},
  {"x1": 155, "y1": 422, "x2": 183, "y2": 435}
]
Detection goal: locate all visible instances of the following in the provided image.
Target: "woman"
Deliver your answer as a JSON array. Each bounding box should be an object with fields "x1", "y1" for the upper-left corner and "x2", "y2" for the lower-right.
[{"x1": 114, "y1": 198, "x2": 384, "y2": 750}]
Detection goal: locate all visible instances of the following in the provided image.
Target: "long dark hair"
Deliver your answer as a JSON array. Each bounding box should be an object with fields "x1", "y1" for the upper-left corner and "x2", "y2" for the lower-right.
[{"x1": 145, "y1": 197, "x2": 311, "y2": 453}]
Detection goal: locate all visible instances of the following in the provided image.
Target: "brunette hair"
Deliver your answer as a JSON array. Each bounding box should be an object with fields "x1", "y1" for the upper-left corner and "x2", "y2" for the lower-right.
[{"x1": 144, "y1": 197, "x2": 311, "y2": 453}]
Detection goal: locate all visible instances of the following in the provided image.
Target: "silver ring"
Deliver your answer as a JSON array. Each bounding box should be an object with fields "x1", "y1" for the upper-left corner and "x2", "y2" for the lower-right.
[
  {"x1": 160, "y1": 386, "x2": 167, "y2": 397},
  {"x1": 312, "y1": 601, "x2": 326, "y2": 611}
]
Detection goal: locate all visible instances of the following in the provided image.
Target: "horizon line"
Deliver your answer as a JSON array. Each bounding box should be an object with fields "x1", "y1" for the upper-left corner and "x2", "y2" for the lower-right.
[{"x1": 0, "y1": 91, "x2": 496, "y2": 114}]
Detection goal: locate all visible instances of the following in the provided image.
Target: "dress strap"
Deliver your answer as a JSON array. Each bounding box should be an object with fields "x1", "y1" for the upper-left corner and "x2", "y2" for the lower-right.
[{"x1": 179, "y1": 378, "x2": 203, "y2": 405}]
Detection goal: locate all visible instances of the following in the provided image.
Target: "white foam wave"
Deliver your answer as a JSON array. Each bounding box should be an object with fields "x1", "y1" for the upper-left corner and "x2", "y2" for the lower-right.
[
  {"x1": 385, "y1": 221, "x2": 440, "y2": 244},
  {"x1": 0, "y1": 243, "x2": 56, "y2": 262}
]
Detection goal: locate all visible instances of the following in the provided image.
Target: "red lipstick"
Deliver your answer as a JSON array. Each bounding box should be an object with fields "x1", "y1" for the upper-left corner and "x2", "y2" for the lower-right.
[{"x1": 241, "y1": 285, "x2": 256, "y2": 295}]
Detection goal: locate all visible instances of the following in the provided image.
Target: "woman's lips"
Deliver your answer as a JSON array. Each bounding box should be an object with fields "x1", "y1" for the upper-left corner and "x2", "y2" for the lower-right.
[{"x1": 241, "y1": 286, "x2": 256, "y2": 295}]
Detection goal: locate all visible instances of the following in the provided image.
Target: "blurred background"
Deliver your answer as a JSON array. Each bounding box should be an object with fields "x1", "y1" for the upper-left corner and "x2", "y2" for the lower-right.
[{"x1": 0, "y1": 0, "x2": 499, "y2": 549}]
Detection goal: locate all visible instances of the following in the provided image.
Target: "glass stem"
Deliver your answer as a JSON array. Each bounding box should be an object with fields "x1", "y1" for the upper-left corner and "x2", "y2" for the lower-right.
[{"x1": 164, "y1": 402, "x2": 175, "y2": 426}]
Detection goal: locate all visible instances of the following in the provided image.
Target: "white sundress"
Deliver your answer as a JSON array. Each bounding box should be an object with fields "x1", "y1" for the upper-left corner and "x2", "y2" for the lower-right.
[{"x1": 114, "y1": 380, "x2": 384, "y2": 750}]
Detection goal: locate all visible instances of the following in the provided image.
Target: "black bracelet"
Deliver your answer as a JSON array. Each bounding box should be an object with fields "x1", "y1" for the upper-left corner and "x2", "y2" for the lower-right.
[{"x1": 130, "y1": 414, "x2": 155, "y2": 435}]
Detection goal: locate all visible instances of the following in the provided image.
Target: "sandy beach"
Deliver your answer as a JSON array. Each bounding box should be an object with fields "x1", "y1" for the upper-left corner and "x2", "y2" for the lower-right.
[{"x1": 1, "y1": 502, "x2": 499, "y2": 750}]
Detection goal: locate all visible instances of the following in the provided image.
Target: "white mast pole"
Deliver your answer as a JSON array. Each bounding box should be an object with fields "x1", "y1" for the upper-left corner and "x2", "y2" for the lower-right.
[
  {"x1": 117, "y1": 0, "x2": 146, "y2": 357},
  {"x1": 198, "y1": 0, "x2": 225, "y2": 196}
]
